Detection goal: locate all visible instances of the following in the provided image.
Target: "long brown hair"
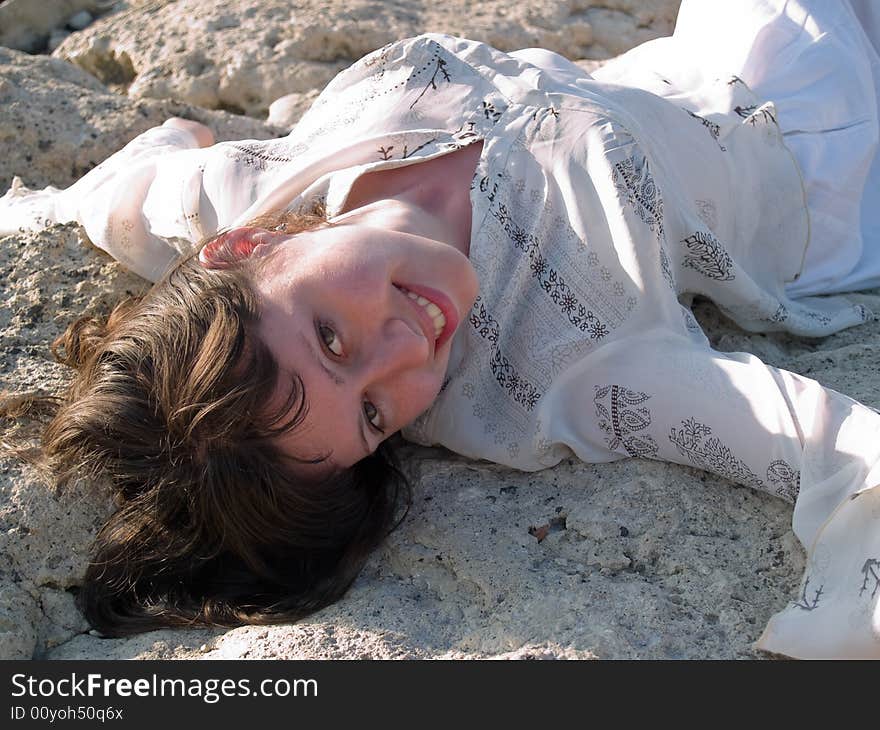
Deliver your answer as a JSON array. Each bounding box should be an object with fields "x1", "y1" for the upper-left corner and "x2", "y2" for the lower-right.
[{"x1": 0, "y1": 209, "x2": 411, "y2": 637}]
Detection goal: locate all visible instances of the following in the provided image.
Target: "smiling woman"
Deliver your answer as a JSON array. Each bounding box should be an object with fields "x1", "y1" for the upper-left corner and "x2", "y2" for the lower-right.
[
  {"x1": 237, "y1": 199, "x2": 479, "y2": 472},
  {"x1": 195, "y1": 142, "x2": 482, "y2": 472},
  {"x1": 2, "y1": 0, "x2": 880, "y2": 658},
  {"x1": 1, "y1": 204, "x2": 413, "y2": 636}
]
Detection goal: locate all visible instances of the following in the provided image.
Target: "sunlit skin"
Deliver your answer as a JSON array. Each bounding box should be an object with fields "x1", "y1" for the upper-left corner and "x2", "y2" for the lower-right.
[{"x1": 239, "y1": 142, "x2": 484, "y2": 476}]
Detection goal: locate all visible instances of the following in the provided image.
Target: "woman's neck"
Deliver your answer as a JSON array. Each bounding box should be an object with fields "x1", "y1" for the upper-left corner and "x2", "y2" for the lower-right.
[
  {"x1": 330, "y1": 196, "x2": 470, "y2": 256},
  {"x1": 332, "y1": 141, "x2": 483, "y2": 257}
]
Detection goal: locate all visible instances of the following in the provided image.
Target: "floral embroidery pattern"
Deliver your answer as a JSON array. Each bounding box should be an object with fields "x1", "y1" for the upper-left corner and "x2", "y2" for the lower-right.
[
  {"x1": 473, "y1": 171, "x2": 502, "y2": 202},
  {"x1": 225, "y1": 142, "x2": 293, "y2": 171},
  {"x1": 469, "y1": 296, "x2": 499, "y2": 343},
  {"x1": 680, "y1": 231, "x2": 736, "y2": 281},
  {"x1": 855, "y1": 304, "x2": 874, "y2": 323},
  {"x1": 482, "y1": 100, "x2": 502, "y2": 122},
  {"x1": 490, "y1": 203, "x2": 613, "y2": 339},
  {"x1": 793, "y1": 577, "x2": 824, "y2": 611},
  {"x1": 860, "y1": 559, "x2": 880, "y2": 599},
  {"x1": 659, "y1": 247, "x2": 676, "y2": 291},
  {"x1": 737, "y1": 102, "x2": 777, "y2": 127},
  {"x1": 438, "y1": 120, "x2": 483, "y2": 153},
  {"x1": 378, "y1": 116, "x2": 484, "y2": 162},
  {"x1": 612, "y1": 148, "x2": 674, "y2": 290},
  {"x1": 766, "y1": 459, "x2": 800, "y2": 503},
  {"x1": 410, "y1": 56, "x2": 451, "y2": 109},
  {"x1": 799, "y1": 308, "x2": 832, "y2": 327},
  {"x1": 594, "y1": 385, "x2": 659, "y2": 458},
  {"x1": 402, "y1": 138, "x2": 438, "y2": 159},
  {"x1": 722, "y1": 297, "x2": 796, "y2": 329},
  {"x1": 468, "y1": 296, "x2": 542, "y2": 412},
  {"x1": 358, "y1": 41, "x2": 450, "y2": 105},
  {"x1": 684, "y1": 109, "x2": 726, "y2": 151},
  {"x1": 770, "y1": 304, "x2": 789, "y2": 324},
  {"x1": 668, "y1": 417, "x2": 765, "y2": 490},
  {"x1": 612, "y1": 152, "x2": 664, "y2": 238},
  {"x1": 490, "y1": 348, "x2": 542, "y2": 410},
  {"x1": 377, "y1": 136, "x2": 438, "y2": 160}
]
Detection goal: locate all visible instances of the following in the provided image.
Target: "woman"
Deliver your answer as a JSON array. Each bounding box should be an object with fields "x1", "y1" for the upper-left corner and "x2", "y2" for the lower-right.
[{"x1": 2, "y1": 0, "x2": 879, "y2": 658}]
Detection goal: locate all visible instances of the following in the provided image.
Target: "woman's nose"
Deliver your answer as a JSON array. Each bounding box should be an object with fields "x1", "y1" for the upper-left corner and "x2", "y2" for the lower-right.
[{"x1": 362, "y1": 317, "x2": 432, "y2": 383}]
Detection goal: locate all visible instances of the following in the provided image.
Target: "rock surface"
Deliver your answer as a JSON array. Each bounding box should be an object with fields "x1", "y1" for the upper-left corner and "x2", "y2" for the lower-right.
[
  {"x1": 0, "y1": 0, "x2": 106, "y2": 53},
  {"x1": 52, "y1": 0, "x2": 680, "y2": 117},
  {"x1": 0, "y1": 47, "x2": 285, "y2": 193},
  {"x1": 4, "y1": 0, "x2": 876, "y2": 661}
]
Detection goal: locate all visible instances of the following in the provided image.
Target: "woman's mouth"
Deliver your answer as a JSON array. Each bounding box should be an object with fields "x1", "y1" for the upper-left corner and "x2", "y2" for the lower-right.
[
  {"x1": 395, "y1": 284, "x2": 460, "y2": 351},
  {"x1": 402, "y1": 289, "x2": 446, "y2": 338}
]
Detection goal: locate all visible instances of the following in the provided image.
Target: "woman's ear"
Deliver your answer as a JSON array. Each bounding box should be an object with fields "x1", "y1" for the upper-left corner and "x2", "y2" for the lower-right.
[{"x1": 198, "y1": 227, "x2": 277, "y2": 269}]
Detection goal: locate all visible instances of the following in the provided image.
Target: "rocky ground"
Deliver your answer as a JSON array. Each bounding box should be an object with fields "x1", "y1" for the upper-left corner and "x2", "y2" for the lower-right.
[{"x1": 2, "y1": 0, "x2": 876, "y2": 661}]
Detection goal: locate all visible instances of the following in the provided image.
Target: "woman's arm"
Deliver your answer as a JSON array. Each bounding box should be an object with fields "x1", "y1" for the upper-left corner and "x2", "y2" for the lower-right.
[
  {"x1": 0, "y1": 117, "x2": 263, "y2": 282},
  {"x1": 65, "y1": 118, "x2": 222, "y2": 282}
]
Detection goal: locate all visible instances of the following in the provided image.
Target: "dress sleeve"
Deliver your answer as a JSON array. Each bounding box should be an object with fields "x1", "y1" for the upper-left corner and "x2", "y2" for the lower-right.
[
  {"x1": 573, "y1": 120, "x2": 880, "y2": 657},
  {"x1": 539, "y1": 329, "x2": 880, "y2": 658},
  {"x1": 0, "y1": 122, "x2": 240, "y2": 282}
]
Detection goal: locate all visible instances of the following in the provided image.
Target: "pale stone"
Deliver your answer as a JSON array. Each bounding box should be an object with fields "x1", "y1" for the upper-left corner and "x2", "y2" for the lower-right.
[
  {"x1": 0, "y1": 47, "x2": 284, "y2": 193},
  {"x1": 0, "y1": 0, "x2": 104, "y2": 53},
  {"x1": 267, "y1": 90, "x2": 321, "y2": 129},
  {"x1": 68, "y1": 10, "x2": 95, "y2": 31},
  {"x1": 0, "y1": 579, "x2": 40, "y2": 660},
  {"x1": 52, "y1": 0, "x2": 681, "y2": 118},
  {"x1": 47, "y1": 30, "x2": 72, "y2": 54},
  {"x1": 34, "y1": 588, "x2": 91, "y2": 657}
]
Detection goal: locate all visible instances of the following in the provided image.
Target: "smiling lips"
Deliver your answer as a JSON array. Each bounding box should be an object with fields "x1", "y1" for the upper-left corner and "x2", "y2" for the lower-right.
[
  {"x1": 394, "y1": 284, "x2": 460, "y2": 352},
  {"x1": 400, "y1": 287, "x2": 446, "y2": 338}
]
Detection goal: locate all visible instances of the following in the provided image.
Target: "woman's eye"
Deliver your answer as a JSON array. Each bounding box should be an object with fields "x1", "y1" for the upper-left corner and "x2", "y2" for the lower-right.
[
  {"x1": 318, "y1": 323, "x2": 343, "y2": 356},
  {"x1": 363, "y1": 400, "x2": 383, "y2": 431}
]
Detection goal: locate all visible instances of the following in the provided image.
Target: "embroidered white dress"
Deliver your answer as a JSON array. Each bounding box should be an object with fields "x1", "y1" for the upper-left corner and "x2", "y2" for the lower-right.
[{"x1": 3, "y1": 0, "x2": 880, "y2": 659}]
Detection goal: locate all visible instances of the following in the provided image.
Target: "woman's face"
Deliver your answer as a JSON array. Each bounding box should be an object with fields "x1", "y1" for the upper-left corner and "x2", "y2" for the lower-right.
[{"x1": 251, "y1": 218, "x2": 479, "y2": 475}]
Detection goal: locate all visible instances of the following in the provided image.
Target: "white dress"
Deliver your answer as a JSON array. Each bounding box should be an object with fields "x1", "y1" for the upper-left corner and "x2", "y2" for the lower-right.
[{"x1": 2, "y1": 0, "x2": 879, "y2": 659}]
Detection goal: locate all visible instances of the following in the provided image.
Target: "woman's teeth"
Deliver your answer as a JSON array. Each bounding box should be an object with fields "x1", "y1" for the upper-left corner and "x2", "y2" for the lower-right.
[{"x1": 401, "y1": 288, "x2": 446, "y2": 339}]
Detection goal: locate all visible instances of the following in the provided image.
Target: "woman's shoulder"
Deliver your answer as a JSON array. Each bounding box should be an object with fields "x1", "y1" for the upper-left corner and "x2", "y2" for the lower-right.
[
  {"x1": 296, "y1": 34, "x2": 504, "y2": 132},
  {"x1": 305, "y1": 34, "x2": 465, "y2": 104},
  {"x1": 322, "y1": 33, "x2": 540, "y2": 95}
]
